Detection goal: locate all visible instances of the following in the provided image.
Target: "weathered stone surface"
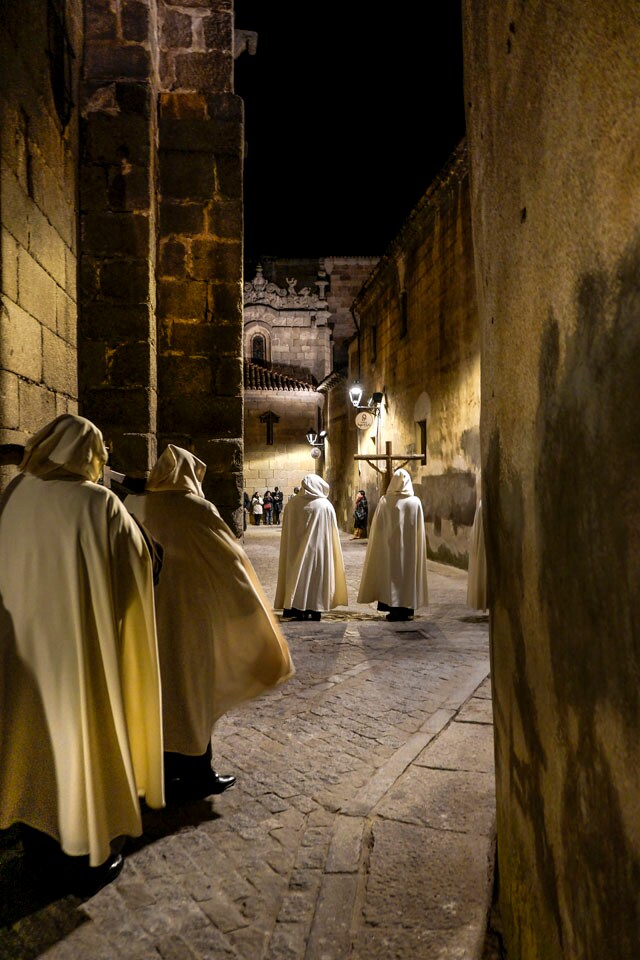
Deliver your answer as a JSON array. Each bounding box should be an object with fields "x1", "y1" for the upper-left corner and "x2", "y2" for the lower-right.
[
  {"x1": 82, "y1": 212, "x2": 150, "y2": 258},
  {"x1": 159, "y1": 355, "x2": 212, "y2": 396},
  {"x1": 99, "y1": 259, "x2": 150, "y2": 302},
  {"x1": 42, "y1": 328, "x2": 77, "y2": 397},
  {"x1": 158, "y1": 240, "x2": 187, "y2": 278},
  {"x1": 208, "y1": 280, "x2": 242, "y2": 318},
  {"x1": 157, "y1": 279, "x2": 207, "y2": 319},
  {"x1": 160, "y1": 201, "x2": 205, "y2": 237},
  {"x1": 83, "y1": 115, "x2": 151, "y2": 166},
  {"x1": 105, "y1": 164, "x2": 150, "y2": 212},
  {"x1": 159, "y1": 92, "x2": 208, "y2": 120},
  {"x1": 191, "y1": 238, "x2": 241, "y2": 280},
  {"x1": 159, "y1": 116, "x2": 242, "y2": 155},
  {"x1": 0, "y1": 370, "x2": 20, "y2": 430},
  {"x1": 161, "y1": 152, "x2": 215, "y2": 200},
  {"x1": 85, "y1": 0, "x2": 118, "y2": 42},
  {"x1": 173, "y1": 52, "x2": 233, "y2": 93},
  {"x1": 203, "y1": 12, "x2": 233, "y2": 52},
  {"x1": 215, "y1": 154, "x2": 242, "y2": 198},
  {"x1": 121, "y1": 0, "x2": 150, "y2": 43},
  {"x1": 161, "y1": 9, "x2": 192, "y2": 49},
  {"x1": 168, "y1": 320, "x2": 241, "y2": 357},
  {"x1": 207, "y1": 199, "x2": 242, "y2": 239},
  {"x1": 83, "y1": 386, "x2": 155, "y2": 432},
  {"x1": 376, "y1": 766, "x2": 495, "y2": 837},
  {"x1": 364, "y1": 820, "x2": 491, "y2": 934},
  {"x1": 455, "y1": 697, "x2": 493, "y2": 725},
  {"x1": 84, "y1": 42, "x2": 151, "y2": 81},
  {"x1": 1, "y1": 298, "x2": 43, "y2": 381},
  {"x1": 17, "y1": 248, "x2": 58, "y2": 330},
  {"x1": 158, "y1": 394, "x2": 241, "y2": 435},
  {"x1": 81, "y1": 303, "x2": 153, "y2": 341},
  {"x1": 115, "y1": 81, "x2": 152, "y2": 118},
  {"x1": 414, "y1": 719, "x2": 495, "y2": 775}
]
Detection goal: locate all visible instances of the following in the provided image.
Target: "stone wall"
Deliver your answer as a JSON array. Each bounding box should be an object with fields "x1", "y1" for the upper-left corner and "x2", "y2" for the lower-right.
[
  {"x1": 244, "y1": 389, "x2": 323, "y2": 499},
  {"x1": 326, "y1": 145, "x2": 480, "y2": 566},
  {"x1": 157, "y1": 0, "x2": 244, "y2": 530},
  {"x1": 258, "y1": 256, "x2": 379, "y2": 374},
  {"x1": 0, "y1": 0, "x2": 83, "y2": 486},
  {"x1": 79, "y1": 0, "x2": 159, "y2": 474},
  {"x1": 1, "y1": 1, "x2": 244, "y2": 531},
  {"x1": 462, "y1": 2, "x2": 640, "y2": 957}
]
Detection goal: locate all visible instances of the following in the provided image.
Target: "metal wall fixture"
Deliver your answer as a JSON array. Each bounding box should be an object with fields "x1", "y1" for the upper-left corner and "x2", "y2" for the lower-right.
[{"x1": 348, "y1": 381, "x2": 384, "y2": 413}]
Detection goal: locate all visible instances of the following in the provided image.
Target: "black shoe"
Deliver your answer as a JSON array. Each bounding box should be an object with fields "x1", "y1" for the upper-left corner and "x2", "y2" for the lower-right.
[
  {"x1": 201, "y1": 771, "x2": 236, "y2": 796},
  {"x1": 304, "y1": 610, "x2": 321, "y2": 621},
  {"x1": 65, "y1": 852, "x2": 125, "y2": 898}
]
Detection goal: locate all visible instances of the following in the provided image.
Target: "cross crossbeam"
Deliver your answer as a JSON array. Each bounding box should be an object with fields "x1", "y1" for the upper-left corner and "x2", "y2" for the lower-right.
[{"x1": 353, "y1": 441, "x2": 425, "y2": 490}]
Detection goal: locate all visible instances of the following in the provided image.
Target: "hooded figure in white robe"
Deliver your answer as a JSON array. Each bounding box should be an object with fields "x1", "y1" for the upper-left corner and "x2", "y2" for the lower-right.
[
  {"x1": 358, "y1": 468, "x2": 429, "y2": 619},
  {"x1": 274, "y1": 474, "x2": 348, "y2": 620},
  {"x1": 126, "y1": 445, "x2": 294, "y2": 792},
  {"x1": 467, "y1": 499, "x2": 488, "y2": 610},
  {"x1": 0, "y1": 414, "x2": 164, "y2": 872}
]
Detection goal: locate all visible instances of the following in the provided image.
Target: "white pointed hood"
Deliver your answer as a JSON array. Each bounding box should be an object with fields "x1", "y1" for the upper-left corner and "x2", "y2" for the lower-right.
[
  {"x1": 386, "y1": 468, "x2": 414, "y2": 497},
  {"x1": 146, "y1": 444, "x2": 206, "y2": 498},
  {"x1": 302, "y1": 474, "x2": 329, "y2": 498},
  {"x1": 19, "y1": 413, "x2": 108, "y2": 482}
]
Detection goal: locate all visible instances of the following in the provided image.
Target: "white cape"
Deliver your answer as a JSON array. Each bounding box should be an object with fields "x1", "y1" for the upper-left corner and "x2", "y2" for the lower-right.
[
  {"x1": 274, "y1": 474, "x2": 348, "y2": 612},
  {"x1": 467, "y1": 499, "x2": 487, "y2": 610},
  {"x1": 127, "y1": 445, "x2": 294, "y2": 756},
  {"x1": 0, "y1": 415, "x2": 163, "y2": 865},
  {"x1": 358, "y1": 469, "x2": 429, "y2": 609}
]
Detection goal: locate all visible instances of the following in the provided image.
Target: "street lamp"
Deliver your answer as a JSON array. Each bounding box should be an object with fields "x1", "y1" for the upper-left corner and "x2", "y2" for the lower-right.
[
  {"x1": 306, "y1": 428, "x2": 327, "y2": 446},
  {"x1": 348, "y1": 381, "x2": 383, "y2": 413}
]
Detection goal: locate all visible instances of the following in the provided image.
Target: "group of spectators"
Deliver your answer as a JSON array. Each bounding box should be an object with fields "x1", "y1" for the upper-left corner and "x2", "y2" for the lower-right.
[{"x1": 245, "y1": 487, "x2": 284, "y2": 525}]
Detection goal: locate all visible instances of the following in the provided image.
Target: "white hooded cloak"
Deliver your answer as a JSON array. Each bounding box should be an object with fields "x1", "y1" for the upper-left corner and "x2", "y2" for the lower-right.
[
  {"x1": 467, "y1": 499, "x2": 487, "y2": 610},
  {"x1": 274, "y1": 474, "x2": 348, "y2": 612},
  {"x1": 126, "y1": 445, "x2": 294, "y2": 756},
  {"x1": 0, "y1": 415, "x2": 164, "y2": 866},
  {"x1": 358, "y1": 468, "x2": 429, "y2": 610}
]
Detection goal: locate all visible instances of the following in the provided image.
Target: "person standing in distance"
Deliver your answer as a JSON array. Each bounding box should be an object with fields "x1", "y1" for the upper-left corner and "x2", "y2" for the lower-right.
[
  {"x1": 358, "y1": 468, "x2": 429, "y2": 621},
  {"x1": 275, "y1": 474, "x2": 347, "y2": 621}
]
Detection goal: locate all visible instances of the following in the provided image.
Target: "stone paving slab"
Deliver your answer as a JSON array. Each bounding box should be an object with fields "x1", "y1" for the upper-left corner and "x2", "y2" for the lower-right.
[{"x1": 0, "y1": 527, "x2": 493, "y2": 960}]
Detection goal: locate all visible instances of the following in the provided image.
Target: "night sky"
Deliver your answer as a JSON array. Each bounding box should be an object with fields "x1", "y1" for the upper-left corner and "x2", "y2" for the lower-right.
[{"x1": 234, "y1": 2, "x2": 466, "y2": 260}]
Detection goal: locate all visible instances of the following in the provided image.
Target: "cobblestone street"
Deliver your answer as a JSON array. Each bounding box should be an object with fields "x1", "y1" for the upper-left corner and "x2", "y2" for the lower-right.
[{"x1": 0, "y1": 526, "x2": 493, "y2": 960}]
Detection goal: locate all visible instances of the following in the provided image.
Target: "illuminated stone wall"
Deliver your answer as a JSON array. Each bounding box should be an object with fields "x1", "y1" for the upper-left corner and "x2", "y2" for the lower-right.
[
  {"x1": 326, "y1": 144, "x2": 481, "y2": 567},
  {"x1": 0, "y1": 0, "x2": 83, "y2": 487},
  {"x1": 243, "y1": 389, "x2": 323, "y2": 499},
  {"x1": 462, "y1": 1, "x2": 640, "y2": 956}
]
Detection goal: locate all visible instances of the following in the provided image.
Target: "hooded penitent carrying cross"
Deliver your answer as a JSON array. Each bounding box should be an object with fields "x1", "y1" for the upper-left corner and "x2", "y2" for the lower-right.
[
  {"x1": 358, "y1": 468, "x2": 429, "y2": 620},
  {"x1": 126, "y1": 445, "x2": 294, "y2": 797},
  {"x1": 0, "y1": 414, "x2": 164, "y2": 875},
  {"x1": 275, "y1": 474, "x2": 348, "y2": 620}
]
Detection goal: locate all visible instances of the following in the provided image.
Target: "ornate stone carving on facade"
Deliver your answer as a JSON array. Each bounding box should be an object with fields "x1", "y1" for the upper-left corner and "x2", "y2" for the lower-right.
[
  {"x1": 244, "y1": 264, "x2": 328, "y2": 308},
  {"x1": 234, "y1": 29, "x2": 258, "y2": 59}
]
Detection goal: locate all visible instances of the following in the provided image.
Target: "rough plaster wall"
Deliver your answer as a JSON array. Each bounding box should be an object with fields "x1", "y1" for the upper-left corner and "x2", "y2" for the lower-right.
[
  {"x1": 462, "y1": 2, "x2": 640, "y2": 957},
  {"x1": 327, "y1": 153, "x2": 480, "y2": 566},
  {"x1": 243, "y1": 390, "x2": 323, "y2": 497},
  {"x1": 0, "y1": 0, "x2": 83, "y2": 488}
]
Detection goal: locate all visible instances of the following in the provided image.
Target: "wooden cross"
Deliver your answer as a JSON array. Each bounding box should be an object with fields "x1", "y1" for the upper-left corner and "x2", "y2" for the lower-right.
[
  {"x1": 354, "y1": 440, "x2": 425, "y2": 491},
  {"x1": 259, "y1": 410, "x2": 280, "y2": 446}
]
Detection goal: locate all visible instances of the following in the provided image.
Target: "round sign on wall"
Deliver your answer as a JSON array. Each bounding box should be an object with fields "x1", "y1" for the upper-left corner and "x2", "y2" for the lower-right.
[
  {"x1": 355, "y1": 411, "x2": 375, "y2": 430},
  {"x1": 310, "y1": 446, "x2": 322, "y2": 459}
]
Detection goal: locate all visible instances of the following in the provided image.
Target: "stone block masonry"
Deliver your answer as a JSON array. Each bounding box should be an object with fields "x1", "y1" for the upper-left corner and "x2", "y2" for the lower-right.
[
  {"x1": 0, "y1": 0, "x2": 84, "y2": 489},
  {"x1": 157, "y1": 1, "x2": 244, "y2": 531}
]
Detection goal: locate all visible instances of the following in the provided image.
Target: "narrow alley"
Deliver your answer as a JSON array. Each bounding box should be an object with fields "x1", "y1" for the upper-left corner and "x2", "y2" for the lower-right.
[{"x1": 0, "y1": 528, "x2": 492, "y2": 960}]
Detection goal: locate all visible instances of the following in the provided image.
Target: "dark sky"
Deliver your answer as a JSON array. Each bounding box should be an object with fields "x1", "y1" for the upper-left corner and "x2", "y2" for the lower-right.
[{"x1": 234, "y1": 3, "x2": 466, "y2": 260}]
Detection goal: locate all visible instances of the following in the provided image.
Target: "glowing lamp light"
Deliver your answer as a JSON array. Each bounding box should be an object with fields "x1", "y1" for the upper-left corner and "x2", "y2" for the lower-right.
[{"x1": 348, "y1": 381, "x2": 364, "y2": 407}]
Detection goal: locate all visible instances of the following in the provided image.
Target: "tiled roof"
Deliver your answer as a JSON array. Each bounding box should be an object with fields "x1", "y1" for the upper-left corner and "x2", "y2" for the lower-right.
[{"x1": 243, "y1": 360, "x2": 315, "y2": 392}]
